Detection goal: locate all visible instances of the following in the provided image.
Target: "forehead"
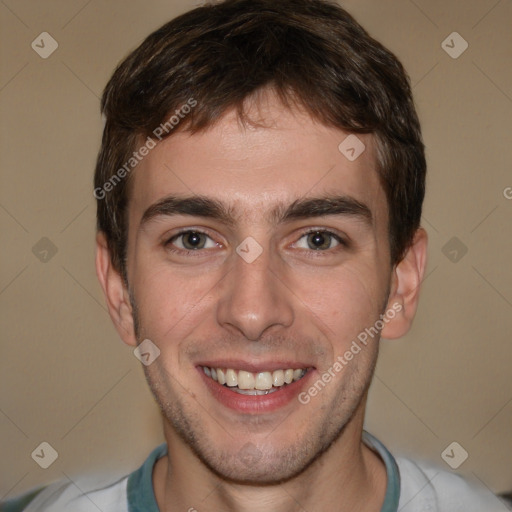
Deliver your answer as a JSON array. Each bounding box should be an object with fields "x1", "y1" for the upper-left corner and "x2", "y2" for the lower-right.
[{"x1": 128, "y1": 99, "x2": 387, "y2": 228}]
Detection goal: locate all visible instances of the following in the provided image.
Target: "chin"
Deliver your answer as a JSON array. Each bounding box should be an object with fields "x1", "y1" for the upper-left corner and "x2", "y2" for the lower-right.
[{"x1": 200, "y1": 449, "x2": 311, "y2": 485}]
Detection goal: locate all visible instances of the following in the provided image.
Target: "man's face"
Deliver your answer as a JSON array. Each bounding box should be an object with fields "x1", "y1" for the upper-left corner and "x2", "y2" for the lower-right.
[{"x1": 123, "y1": 95, "x2": 394, "y2": 483}]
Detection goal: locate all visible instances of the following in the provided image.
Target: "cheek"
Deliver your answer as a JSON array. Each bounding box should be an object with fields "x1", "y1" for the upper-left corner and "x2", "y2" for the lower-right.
[
  {"x1": 130, "y1": 261, "x2": 218, "y2": 342},
  {"x1": 292, "y1": 264, "x2": 386, "y2": 342}
]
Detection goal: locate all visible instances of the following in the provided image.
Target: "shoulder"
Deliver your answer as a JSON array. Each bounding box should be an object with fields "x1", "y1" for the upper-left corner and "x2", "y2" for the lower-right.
[
  {"x1": 396, "y1": 456, "x2": 509, "y2": 512},
  {"x1": 0, "y1": 474, "x2": 129, "y2": 512},
  {"x1": 0, "y1": 443, "x2": 168, "y2": 512}
]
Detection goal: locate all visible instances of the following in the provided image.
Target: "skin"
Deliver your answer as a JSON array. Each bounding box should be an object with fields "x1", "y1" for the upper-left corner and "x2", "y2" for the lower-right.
[{"x1": 96, "y1": 91, "x2": 428, "y2": 512}]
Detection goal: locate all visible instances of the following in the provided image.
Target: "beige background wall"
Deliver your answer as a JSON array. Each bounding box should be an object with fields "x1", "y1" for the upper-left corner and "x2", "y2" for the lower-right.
[{"x1": 1, "y1": 0, "x2": 511, "y2": 500}]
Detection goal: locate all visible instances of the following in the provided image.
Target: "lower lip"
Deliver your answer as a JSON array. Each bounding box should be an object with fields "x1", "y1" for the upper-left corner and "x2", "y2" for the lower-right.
[{"x1": 198, "y1": 367, "x2": 315, "y2": 414}]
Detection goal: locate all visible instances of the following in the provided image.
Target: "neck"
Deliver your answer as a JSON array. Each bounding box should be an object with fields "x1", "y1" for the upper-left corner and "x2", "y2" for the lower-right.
[{"x1": 153, "y1": 407, "x2": 387, "y2": 512}]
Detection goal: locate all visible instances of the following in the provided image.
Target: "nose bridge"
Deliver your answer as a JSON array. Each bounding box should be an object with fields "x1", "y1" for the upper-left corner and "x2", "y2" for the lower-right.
[{"x1": 216, "y1": 244, "x2": 293, "y2": 340}]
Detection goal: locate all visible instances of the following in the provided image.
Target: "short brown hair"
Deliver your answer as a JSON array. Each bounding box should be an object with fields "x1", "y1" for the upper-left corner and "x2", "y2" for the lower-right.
[{"x1": 94, "y1": 0, "x2": 426, "y2": 280}]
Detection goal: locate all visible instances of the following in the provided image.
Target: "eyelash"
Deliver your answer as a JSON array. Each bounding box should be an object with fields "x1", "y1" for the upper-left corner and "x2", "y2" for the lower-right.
[
  {"x1": 164, "y1": 228, "x2": 348, "y2": 256},
  {"x1": 297, "y1": 229, "x2": 348, "y2": 251},
  {"x1": 164, "y1": 228, "x2": 219, "y2": 256}
]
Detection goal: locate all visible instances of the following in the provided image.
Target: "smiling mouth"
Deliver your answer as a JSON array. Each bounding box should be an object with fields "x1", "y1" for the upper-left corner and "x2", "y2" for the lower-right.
[{"x1": 201, "y1": 366, "x2": 309, "y2": 395}]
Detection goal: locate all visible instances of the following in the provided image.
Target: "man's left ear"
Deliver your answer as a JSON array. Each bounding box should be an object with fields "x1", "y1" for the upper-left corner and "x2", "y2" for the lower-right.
[{"x1": 380, "y1": 227, "x2": 428, "y2": 340}]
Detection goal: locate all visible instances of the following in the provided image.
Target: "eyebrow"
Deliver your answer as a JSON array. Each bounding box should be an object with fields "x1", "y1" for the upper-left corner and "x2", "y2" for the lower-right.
[
  {"x1": 140, "y1": 196, "x2": 236, "y2": 229},
  {"x1": 139, "y1": 194, "x2": 373, "y2": 230},
  {"x1": 277, "y1": 196, "x2": 373, "y2": 226}
]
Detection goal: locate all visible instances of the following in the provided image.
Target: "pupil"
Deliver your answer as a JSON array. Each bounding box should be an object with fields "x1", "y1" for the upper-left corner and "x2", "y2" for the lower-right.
[
  {"x1": 309, "y1": 232, "x2": 328, "y2": 250},
  {"x1": 185, "y1": 232, "x2": 204, "y2": 249}
]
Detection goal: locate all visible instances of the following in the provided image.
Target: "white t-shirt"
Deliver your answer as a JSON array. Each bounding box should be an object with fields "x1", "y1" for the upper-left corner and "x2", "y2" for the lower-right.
[{"x1": 2, "y1": 431, "x2": 509, "y2": 511}]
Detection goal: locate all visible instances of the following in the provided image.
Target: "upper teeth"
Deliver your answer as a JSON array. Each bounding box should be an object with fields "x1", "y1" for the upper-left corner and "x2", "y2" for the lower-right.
[{"x1": 202, "y1": 366, "x2": 306, "y2": 390}]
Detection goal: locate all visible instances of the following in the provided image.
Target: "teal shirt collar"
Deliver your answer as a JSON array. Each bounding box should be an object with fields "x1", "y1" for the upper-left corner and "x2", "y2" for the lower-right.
[
  {"x1": 127, "y1": 443, "x2": 165, "y2": 511},
  {"x1": 362, "y1": 431, "x2": 401, "y2": 512},
  {"x1": 127, "y1": 431, "x2": 400, "y2": 512}
]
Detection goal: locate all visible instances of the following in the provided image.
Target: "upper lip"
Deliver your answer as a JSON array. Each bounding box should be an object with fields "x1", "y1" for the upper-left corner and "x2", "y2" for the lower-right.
[{"x1": 196, "y1": 359, "x2": 314, "y2": 373}]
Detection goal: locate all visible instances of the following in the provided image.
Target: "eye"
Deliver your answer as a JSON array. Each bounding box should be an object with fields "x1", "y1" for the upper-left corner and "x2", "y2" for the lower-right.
[
  {"x1": 294, "y1": 230, "x2": 344, "y2": 251},
  {"x1": 167, "y1": 230, "x2": 217, "y2": 251}
]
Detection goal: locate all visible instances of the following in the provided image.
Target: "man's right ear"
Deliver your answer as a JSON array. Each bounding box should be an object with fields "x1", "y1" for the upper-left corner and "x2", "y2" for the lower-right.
[{"x1": 95, "y1": 232, "x2": 138, "y2": 347}]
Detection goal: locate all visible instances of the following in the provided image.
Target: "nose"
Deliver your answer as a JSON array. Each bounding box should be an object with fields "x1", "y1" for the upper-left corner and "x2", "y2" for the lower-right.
[{"x1": 216, "y1": 247, "x2": 294, "y2": 341}]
